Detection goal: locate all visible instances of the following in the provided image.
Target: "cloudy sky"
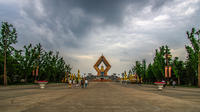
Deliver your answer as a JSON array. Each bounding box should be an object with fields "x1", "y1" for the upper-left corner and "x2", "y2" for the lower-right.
[{"x1": 0, "y1": 0, "x2": 200, "y2": 75}]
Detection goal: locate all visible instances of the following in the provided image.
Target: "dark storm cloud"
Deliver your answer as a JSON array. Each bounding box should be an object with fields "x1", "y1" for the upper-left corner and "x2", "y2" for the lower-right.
[
  {"x1": 76, "y1": 0, "x2": 129, "y2": 24},
  {"x1": 19, "y1": 0, "x2": 132, "y2": 49},
  {"x1": 40, "y1": 0, "x2": 140, "y2": 24},
  {"x1": 21, "y1": 0, "x2": 169, "y2": 43},
  {"x1": 1, "y1": 0, "x2": 199, "y2": 73}
]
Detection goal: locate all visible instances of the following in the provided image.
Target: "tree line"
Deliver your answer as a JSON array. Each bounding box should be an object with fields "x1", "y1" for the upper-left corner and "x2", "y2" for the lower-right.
[
  {"x1": 130, "y1": 28, "x2": 200, "y2": 86},
  {"x1": 0, "y1": 22, "x2": 72, "y2": 85}
]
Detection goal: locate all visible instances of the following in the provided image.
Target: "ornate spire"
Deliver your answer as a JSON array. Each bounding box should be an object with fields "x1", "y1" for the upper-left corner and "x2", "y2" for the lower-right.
[{"x1": 93, "y1": 55, "x2": 111, "y2": 76}]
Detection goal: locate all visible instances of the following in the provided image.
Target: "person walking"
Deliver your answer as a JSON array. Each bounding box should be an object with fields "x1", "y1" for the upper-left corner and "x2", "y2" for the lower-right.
[
  {"x1": 172, "y1": 80, "x2": 176, "y2": 88},
  {"x1": 68, "y1": 79, "x2": 72, "y2": 88},
  {"x1": 76, "y1": 78, "x2": 79, "y2": 88},
  {"x1": 162, "y1": 79, "x2": 166, "y2": 87},
  {"x1": 81, "y1": 79, "x2": 84, "y2": 88},
  {"x1": 72, "y1": 79, "x2": 76, "y2": 88},
  {"x1": 65, "y1": 78, "x2": 68, "y2": 88},
  {"x1": 85, "y1": 79, "x2": 88, "y2": 88}
]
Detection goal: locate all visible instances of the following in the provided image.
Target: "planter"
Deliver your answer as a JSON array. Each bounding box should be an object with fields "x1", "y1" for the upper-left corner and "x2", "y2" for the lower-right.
[
  {"x1": 37, "y1": 81, "x2": 48, "y2": 89},
  {"x1": 154, "y1": 82, "x2": 165, "y2": 90}
]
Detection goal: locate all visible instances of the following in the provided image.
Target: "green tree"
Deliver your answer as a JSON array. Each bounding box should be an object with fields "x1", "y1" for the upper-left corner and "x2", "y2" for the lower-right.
[
  {"x1": 21, "y1": 44, "x2": 37, "y2": 82},
  {"x1": 185, "y1": 28, "x2": 200, "y2": 86},
  {"x1": 151, "y1": 45, "x2": 171, "y2": 81},
  {"x1": 146, "y1": 63, "x2": 155, "y2": 83},
  {"x1": 133, "y1": 61, "x2": 142, "y2": 79},
  {"x1": 141, "y1": 59, "x2": 147, "y2": 81},
  {"x1": 0, "y1": 22, "x2": 17, "y2": 86},
  {"x1": 172, "y1": 57, "x2": 184, "y2": 85}
]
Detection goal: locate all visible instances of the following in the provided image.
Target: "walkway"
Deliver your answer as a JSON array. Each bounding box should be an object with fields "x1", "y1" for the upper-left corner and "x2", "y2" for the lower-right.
[{"x1": 0, "y1": 82, "x2": 200, "y2": 112}]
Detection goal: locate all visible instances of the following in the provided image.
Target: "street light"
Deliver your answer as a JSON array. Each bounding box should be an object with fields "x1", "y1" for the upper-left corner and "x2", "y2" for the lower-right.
[{"x1": 165, "y1": 53, "x2": 172, "y2": 85}]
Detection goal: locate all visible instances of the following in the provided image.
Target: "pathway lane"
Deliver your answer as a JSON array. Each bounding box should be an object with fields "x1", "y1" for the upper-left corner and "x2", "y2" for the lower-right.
[{"x1": 0, "y1": 82, "x2": 200, "y2": 112}]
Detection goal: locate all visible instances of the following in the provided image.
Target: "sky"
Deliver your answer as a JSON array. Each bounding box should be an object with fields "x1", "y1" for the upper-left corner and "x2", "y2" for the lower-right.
[{"x1": 0, "y1": 0, "x2": 200, "y2": 75}]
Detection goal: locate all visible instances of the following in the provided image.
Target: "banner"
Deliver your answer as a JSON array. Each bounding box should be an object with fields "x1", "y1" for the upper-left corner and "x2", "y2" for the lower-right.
[
  {"x1": 165, "y1": 66, "x2": 168, "y2": 78},
  {"x1": 168, "y1": 66, "x2": 172, "y2": 78}
]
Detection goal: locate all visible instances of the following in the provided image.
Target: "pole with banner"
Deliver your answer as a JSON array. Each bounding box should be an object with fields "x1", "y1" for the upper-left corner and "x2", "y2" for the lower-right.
[
  {"x1": 168, "y1": 66, "x2": 172, "y2": 78},
  {"x1": 165, "y1": 51, "x2": 171, "y2": 84},
  {"x1": 165, "y1": 66, "x2": 168, "y2": 78}
]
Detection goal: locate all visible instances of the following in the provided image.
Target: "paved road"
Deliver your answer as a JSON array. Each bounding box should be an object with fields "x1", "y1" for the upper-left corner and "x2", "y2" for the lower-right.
[{"x1": 0, "y1": 82, "x2": 200, "y2": 112}]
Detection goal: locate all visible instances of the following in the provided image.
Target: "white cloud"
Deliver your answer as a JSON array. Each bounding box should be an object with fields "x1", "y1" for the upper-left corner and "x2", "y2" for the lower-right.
[
  {"x1": 184, "y1": 7, "x2": 196, "y2": 15},
  {"x1": 76, "y1": 55, "x2": 94, "y2": 60},
  {"x1": 162, "y1": 0, "x2": 199, "y2": 17},
  {"x1": 154, "y1": 15, "x2": 169, "y2": 21},
  {"x1": 34, "y1": 0, "x2": 46, "y2": 18}
]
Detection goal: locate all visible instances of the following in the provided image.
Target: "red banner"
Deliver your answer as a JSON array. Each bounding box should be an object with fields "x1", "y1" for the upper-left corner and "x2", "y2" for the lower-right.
[
  {"x1": 168, "y1": 66, "x2": 171, "y2": 78},
  {"x1": 165, "y1": 66, "x2": 168, "y2": 78}
]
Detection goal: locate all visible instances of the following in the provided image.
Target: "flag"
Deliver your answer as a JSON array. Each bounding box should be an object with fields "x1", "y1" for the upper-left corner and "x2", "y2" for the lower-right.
[
  {"x1": 165, "y1": 66, "x2": 168, "y2": 78},
  {"x1": 73, "y1": 74, "x2": 76, "y2": 80},
  {"x1": 169, "y1": 66, "x2": 172, "y2": 78},
  {"x1": 70, "y1": 73, "x2": 71, "y2": 80}
]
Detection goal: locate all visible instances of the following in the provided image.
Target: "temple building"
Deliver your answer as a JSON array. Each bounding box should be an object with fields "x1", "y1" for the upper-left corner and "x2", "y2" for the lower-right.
[{"x1": 93, "y1": 55, "x2": 111, "y2": 80}]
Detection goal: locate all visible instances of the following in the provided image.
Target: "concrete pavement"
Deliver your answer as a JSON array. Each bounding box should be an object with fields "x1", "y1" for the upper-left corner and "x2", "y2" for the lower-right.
[{"x1": 0, "y1": 82, "x2": 200, "y2": 112}]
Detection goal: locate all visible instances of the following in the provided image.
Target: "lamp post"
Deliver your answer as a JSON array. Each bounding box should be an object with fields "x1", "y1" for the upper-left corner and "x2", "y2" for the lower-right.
[{"x1": 165, "y1": 49, "x2": 171, "y2": 85}]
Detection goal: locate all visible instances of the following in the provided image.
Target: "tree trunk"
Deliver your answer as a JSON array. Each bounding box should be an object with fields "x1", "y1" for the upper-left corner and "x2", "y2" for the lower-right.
[
  {"x1": 25, "y1": 74, "x2": 27, "y2": 83},
  {"x1": 4, "y1": 46, "x2": 7, "y2": 86},
  {"x1": 198, "y1": 52, "x2": 200, "y2": 87},
  {"x1": 178, "y1": 76, "x2": 180, "y2": 85}
]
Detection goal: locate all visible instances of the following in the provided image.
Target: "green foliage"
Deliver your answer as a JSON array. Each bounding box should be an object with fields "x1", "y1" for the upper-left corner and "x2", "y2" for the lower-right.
[
  {"x1": 172, "y1": 57, "x2": 183, "y2": 78},
  {"x1": 0, "y1": 21, "x2": 72, "y2": 85},
  {"x1": 146, "y1": 64, "x2": 155, "y2": 82},
  {"x1": 0, "y1": 21, "x2": 17, "y2": 54},
  {"x1": 18, "y1": 43, "x2": 72, "y2": 83},
  {"x1": 185, "y1": 28, "x2": 200, "y2": 85},
  {"x1": 132, "y1": 60, "x2": 147, "y2": 78},
  {"x1": 0, "y1": 22, "x2": 18, "y2": 85},
  {"x1": 131, "y1": 45, "x2": 172, "y2": 82},
  {"x1": 151, "y1": 45, "x2": 171, "y2": 80},
  {"x1": 128, "y1": 28, "x2": 200, "y2": 86}
]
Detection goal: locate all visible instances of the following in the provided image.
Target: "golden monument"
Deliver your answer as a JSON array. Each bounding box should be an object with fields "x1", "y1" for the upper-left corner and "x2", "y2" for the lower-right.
[
  {"x1": 77, "y1": 69, "x2": 81, "y2": 81},
  {"x1": 124, "y1": 71, "x2": 127, "y2": 81},
  {"x1": 94, "y1": 55, "x2": 111, "y2": 77}
]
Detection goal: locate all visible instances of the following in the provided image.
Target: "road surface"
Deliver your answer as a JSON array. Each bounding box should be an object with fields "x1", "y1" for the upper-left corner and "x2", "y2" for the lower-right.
[{"x1": 0, "y1": 82, "x2": 200, "y2": 112}]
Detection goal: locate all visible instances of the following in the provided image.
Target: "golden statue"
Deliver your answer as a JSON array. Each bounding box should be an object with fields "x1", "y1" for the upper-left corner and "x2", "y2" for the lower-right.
[
  {"x1": 100, "y1": 64, "x2": 104, "y2": 72},
  {"x1": 77, "y1": 69, "x2": 80, "y2": 81},
  {"x1": 124, "y1": 71, "x2": 127, "y2": 81}
]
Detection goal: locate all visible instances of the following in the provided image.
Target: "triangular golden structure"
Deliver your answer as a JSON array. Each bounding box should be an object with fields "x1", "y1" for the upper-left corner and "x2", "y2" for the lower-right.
[{"x1": 93, "y1": 55, "x2": 111, "y2": 76}]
